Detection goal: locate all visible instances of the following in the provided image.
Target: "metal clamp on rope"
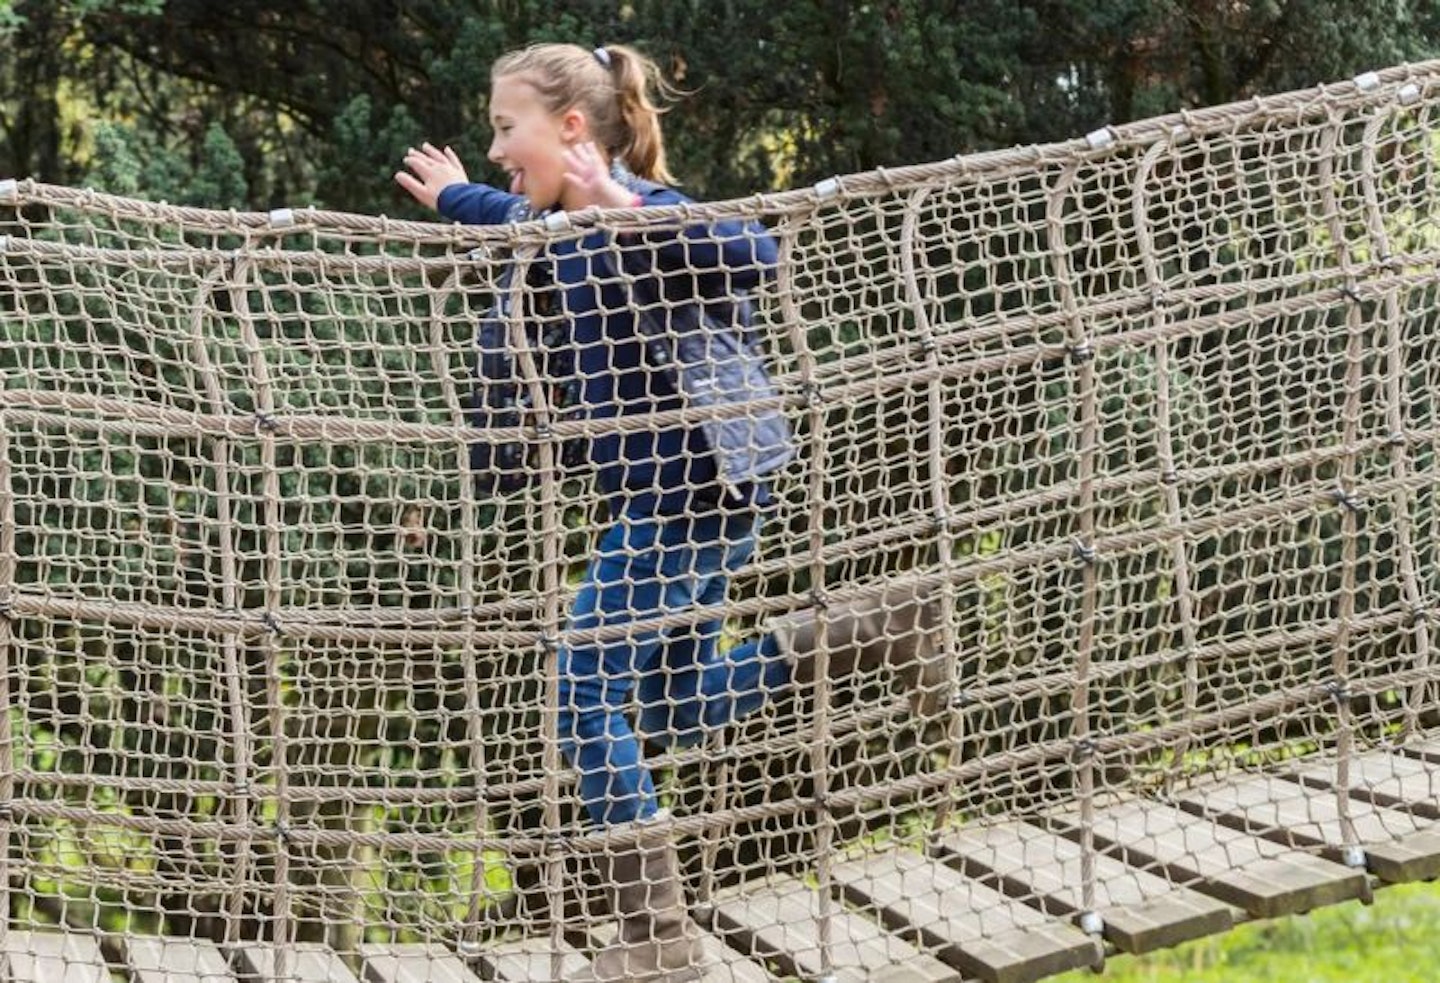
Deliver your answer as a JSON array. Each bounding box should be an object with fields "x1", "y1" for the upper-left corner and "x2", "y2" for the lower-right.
[
  {"x1": 1078, "y1": 911, "x2": 1105, "y2": 936},
  {"x1": 1067, "y1": 339, "x2": 1096, "y2": 364},
  {"x1": 1339, "y1": 284, "x2": 1363, "y2": 305},
  {"x1": 0, "y1": 178, "x2": 17, "y2": 203},
  {"x1": 0, "y1": 596, "x2": 13, "y2": 623},
  {"x1": 1071, "y1": 538, "x2": 1098, "y2": 566},
  {"x1": 1070, "y1": 738, "x2": 1097, "y2": 763},
  {"x1": 1085, "y1": 127, "x2": 1116, "y2": 151},
  {"x1": 1398, "y1": 82, "x2": 1422, "y2": 106},
  {"x1": 268, "y1": 207, "x2": 296, "y2": 230},
  {"x1": 1330, "y1": 486, "x2": 1363, "y2": 514},
  {"x1": 809, "y1": 588, "x2": 830, "y2": 612},
  {"x1": 1409, "y1": 602, "x2": 1432, "y2": 627},
  {"x1": 950, "y1": 689, "x2": 975, "y2": 710},
  {"x1": 253, "y1": 412, "x2": 279, "y2": 435},
  {"x1": 1323, "y1": 678, "x2": 1351, "y2": 705},
  {"x1": 800, "y1": 380, "x2": 824, "y2": 408},
  {"x1": 1160, "y1": 467, "x2": 1180, "y2": 486},
  {"x1": 813, "y1": 176, "x2": 841, "y2": 201},
  {"x1": 272, "y1": 819, "x2": 291, "y2": 845},
  {"x1": 537, "y1": 632, "x2": 560, "y2": 655},
  {"x1": 259, "y1": 611, "x2": 284, "y2": 638},
  {"x1": 0, "y1": 235, "x2": 10, "y2": 256},
  {"x1": 543, "y1": 211, "x2": 572, "y2": 233},
  {"x1": 1343, "y1": 844, "x2": 1368, "y2": 869},
  {"x1": 1353, "y1": 71, "x2": 1382, "y2": 93}
]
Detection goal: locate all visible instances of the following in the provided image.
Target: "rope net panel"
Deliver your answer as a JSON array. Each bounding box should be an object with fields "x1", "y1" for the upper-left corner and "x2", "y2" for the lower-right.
[{"x1": 1, "y1": 62, "x2": 1439, "y2": 982}]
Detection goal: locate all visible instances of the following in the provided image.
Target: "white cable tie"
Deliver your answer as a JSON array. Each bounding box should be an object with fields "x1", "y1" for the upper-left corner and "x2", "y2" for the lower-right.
[
  {"x1": 543, "y1": 211, "x2": 572, "y2": 232},
  {"x1": 0, "y1": 178, "x2": 16, "y2": 202},
  {"x1": 1085, "y1": 127, "x2": 1116, "y2": 151},
  {"x1": 1353, "y1": 71, "x2": 1382, "y2": 93},
  {"x1": 813, "y1": 177, "x2": 840, "y2": 200},
  {"x1": 268, "y1": 207, "x2": 295, "y2": 230},
  {"x1": 1399, "y1": 82, "x2": 1422, "y2": 106}
]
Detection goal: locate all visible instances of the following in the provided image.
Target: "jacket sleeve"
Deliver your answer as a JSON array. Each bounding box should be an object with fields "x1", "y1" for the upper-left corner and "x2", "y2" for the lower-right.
[
  {"x1": 438, "y1": 183, "x2": 525, "y2": 226},
  {"x1": 618, "y1": 187, "x2": 778, "y2": 294}
]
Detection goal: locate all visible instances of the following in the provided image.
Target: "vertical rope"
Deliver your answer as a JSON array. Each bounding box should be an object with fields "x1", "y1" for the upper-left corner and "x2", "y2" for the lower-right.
[
  {"x1": 1046, "y1": 162, "x2": 1101, "y2": 926},
  {"x1": 428, "y1": 269, "x2": 492, "y2": 953},
  {"x1": 894, "y1": 187, "x2": 964, "y2": 839},
  {"x1": 231, "y1": 257, "x2": 295, "y2": 978},
  {"x1": 501, "y1": 245, "x2": 567, "y2": 980},
  {"x1": 0, "y1": 404, "x2": 15, "y2": 980},
  {"x1": 189, "y1": 263, "x2": 254, "y2": 942},
  {"x1": 778, "y1": 215, "x2": 836, "y2": 980},
  {"x1": 1130, "y1": 139, "x2": 1205, "y2": 792},
  {"x1": 1356, "y1": 101, "x2": 1437, "y2": 741},
  {"x1": 1318, "y1": 112, "x2": 1374, "y2": 872}
]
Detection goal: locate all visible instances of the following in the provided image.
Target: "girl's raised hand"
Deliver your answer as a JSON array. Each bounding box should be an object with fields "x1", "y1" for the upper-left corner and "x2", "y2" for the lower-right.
[
  {"x1": 562, "y1": 142, "x2": 635, "y2": 210},
  {"x1": 395, "y1": 143, "x2": 469, "y2": 211}
]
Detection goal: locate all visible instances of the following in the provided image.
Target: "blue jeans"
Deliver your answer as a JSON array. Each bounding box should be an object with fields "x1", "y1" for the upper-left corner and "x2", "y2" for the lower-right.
[{"x1": 557, "y1": 509, "x2": 792, "y2": 826}]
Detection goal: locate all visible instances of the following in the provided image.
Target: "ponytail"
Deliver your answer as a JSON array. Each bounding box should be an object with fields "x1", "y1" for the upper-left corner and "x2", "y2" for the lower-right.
[
  {"x1": 602, "y1": 44, "x2": 677, "y2": 185},
  {"x1": 491, "y1": 42, "x2": 679, "y2": 185}
]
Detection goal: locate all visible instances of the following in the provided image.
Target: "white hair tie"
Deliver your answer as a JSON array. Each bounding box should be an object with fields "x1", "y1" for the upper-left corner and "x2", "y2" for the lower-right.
[{"x1": 593, "y1": 46, "x2": 612, "y2": 69}]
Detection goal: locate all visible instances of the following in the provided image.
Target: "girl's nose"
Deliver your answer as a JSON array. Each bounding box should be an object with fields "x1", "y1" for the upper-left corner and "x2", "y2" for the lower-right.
[{"x1": 487, "y1": 139, "x2": 504, "y2": 164}]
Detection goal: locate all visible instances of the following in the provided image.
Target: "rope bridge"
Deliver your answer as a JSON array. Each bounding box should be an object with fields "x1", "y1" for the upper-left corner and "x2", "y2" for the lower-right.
[{"x1": 2, "y1": 59, "x2": 1440, "y2": 983}]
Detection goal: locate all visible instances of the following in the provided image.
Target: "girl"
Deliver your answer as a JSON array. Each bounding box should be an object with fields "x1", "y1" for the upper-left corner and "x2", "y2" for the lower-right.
[{"x1": 396, "y1": 42, "x2": 941, "y2": 983}]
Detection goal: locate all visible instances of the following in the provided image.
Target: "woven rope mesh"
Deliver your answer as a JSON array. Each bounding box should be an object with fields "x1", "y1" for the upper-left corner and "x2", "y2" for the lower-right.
[{"x1": 1, "y1": 64, "x2": 1439, "y2": 982}]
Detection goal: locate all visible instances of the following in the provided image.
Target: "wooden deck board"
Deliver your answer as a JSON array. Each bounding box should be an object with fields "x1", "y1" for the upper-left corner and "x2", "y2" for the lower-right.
[
  {"x1": 356, "y1": 943, "x2": 482, "y2": 983},
  {"x1": 586, "y1": 921, "x2": 779, "y2": 983},
  {"x1": 473, "y1": 935, "x2": 591, "y2": 983},
  {"x1": 831, "y1": 849, "x2": 1101, "y2": 983},
  {"x1": 126, "y1": 936, "x2": 235, "y2": 983},
  {"x1": 1177, "y1": 772, "x2": 1440, "y2": 883},
  {"x1": 2, "y1": 930, "x2": 110, "y2": 983},
  {"x1": 713, "y1": 875, "x2": 958, "y2": 983},
  {"x1": 1070, "y1": 798, "x2": 1368, "y2": 919},
  {"x1": 1291, "y1": 749, "x2": 1440, "y2": 820},
  {"x1": 231, "y1": 942, "x2": 362, "y2": 983},
  {"x1": 935, "y1": 820, "x2": 1234, "y2": 954},
  {"x1": 1398, "y1": 738, "x2": 1440, "y2": 766}
]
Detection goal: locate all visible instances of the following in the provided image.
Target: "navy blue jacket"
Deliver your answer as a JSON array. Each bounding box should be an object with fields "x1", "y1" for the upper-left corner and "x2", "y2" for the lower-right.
[{"x1": 439, "y1": 167, "x2": 793, "y2": 518}]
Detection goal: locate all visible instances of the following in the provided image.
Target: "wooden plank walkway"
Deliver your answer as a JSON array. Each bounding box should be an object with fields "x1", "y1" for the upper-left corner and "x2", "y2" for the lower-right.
[{"x1": 3, "y1": 746, "x2": 1439, "y2": 983}]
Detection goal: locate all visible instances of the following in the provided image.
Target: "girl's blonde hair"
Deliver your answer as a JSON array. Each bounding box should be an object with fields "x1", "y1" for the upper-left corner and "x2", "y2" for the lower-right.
[{"x1": 492, "y1": 42, "x2": 677, "y2": 185}]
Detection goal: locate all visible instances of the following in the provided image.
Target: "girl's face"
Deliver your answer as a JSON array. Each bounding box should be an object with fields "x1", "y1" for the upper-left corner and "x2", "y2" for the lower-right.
[{"x1": 487, "y1": 75, "x2": 584, "y2": 211}]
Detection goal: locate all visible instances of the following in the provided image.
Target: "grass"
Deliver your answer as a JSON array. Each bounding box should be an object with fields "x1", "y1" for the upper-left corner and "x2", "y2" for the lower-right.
[{"x1": 1051, "y1": 881, "x2": 1440, "y2": 983}]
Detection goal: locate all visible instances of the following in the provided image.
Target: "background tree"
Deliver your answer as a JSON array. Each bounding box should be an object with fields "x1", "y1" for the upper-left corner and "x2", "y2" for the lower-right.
[{"x1": 5, "y1": 0, "x2": 1435, "y2": 210}]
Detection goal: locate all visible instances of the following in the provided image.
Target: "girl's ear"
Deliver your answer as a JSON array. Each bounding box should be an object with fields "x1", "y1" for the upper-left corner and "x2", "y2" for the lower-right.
[{"x1": 559, "y1": 107, "x2": 589, "y2": 144}]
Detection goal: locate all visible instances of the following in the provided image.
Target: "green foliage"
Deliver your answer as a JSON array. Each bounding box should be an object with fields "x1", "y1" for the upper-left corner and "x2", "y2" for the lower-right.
[{"x1": 6, "y1": 1, "x2": 1438, "y2": 209}]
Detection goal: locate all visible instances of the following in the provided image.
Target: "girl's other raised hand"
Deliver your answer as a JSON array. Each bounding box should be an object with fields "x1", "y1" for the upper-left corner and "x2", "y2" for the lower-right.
[
  {"x1": 562, "y1": 142, "x2": 636, "y2": 210},
  {"x1": 395, "y1": 143, "x2": 469, "y2": 211}
]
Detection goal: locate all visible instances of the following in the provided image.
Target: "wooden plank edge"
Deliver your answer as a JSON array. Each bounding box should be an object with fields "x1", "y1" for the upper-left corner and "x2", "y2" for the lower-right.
[
  {"x1": 1043, "y1": 809, "x2": 1369, "y2": 920},
  {"x1": 830, "y1": 867, "x2": 1100, "y2": 983},
  {"x1": 931, "y1": 829, "x2": 1234, "y2": 956}
]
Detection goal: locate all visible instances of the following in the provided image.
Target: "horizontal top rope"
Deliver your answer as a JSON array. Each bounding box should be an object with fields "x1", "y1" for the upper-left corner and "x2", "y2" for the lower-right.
[{"x1": 0, "y1": 60, "x2": 1435, "y2": 238}]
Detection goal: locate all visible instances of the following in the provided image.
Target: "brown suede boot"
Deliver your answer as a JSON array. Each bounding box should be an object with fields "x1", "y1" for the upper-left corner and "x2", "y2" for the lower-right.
[
  {"x1": 772, "y1": 582, "x2": 949, "y2": 719},
  {"x1": 573, "y1": 814, "x2": 706, "y2": 983}
]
